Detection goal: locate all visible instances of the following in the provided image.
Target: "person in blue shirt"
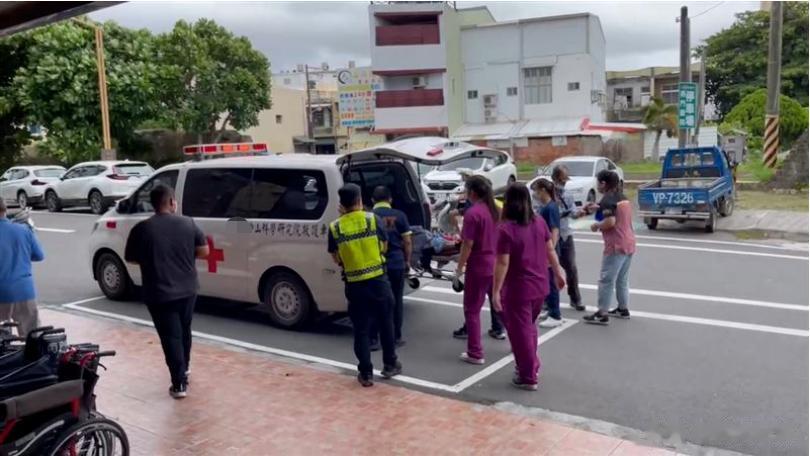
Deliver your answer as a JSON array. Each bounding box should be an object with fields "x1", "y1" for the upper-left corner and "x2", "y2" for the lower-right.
[
  {"x1": 531, "y1": 178, "x2": 564, "y2": 328},
  {"x1": 0, "y1": 199, "x2": 44, "y2": 336},
  {"x1": 369, "y1": 186, "x2": 412, "y2": 348}
]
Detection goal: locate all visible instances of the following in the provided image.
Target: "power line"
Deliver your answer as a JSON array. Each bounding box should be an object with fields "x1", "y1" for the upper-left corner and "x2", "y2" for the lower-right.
[{"x1": 691, "y1": 1, "x2": 725, "y2": 19}]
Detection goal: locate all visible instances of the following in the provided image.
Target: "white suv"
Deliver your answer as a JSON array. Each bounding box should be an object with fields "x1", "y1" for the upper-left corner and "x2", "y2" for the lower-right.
[
  {"x1": 0, "y1": 166, "x2": 66, "y2": 208},
  {"x1": 422, "y1": 149, "x2": 516, "y2": 202},
  {"x1": 45, "y1": 161, "x2": 154, "y2": 214}
]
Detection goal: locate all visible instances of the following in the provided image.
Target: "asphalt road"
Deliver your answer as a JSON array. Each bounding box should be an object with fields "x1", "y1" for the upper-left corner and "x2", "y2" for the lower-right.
[{"x1": 28, "y1": 208, "x2": 809, "y2": 456}]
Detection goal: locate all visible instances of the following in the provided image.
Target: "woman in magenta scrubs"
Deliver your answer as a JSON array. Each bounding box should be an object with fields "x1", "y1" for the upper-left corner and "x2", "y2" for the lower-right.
[
  {"x1": 455, "y1": 176, "x2": 500, "y2": 365},
  {"x1": 493, "y1": 183, "x2": 566, "y2": 390}
]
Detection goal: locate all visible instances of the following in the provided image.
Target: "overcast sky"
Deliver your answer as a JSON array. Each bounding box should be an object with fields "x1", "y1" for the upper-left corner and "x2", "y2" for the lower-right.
[{"x1": 91, "y1": 1, "x2": 760, "y2": 72}]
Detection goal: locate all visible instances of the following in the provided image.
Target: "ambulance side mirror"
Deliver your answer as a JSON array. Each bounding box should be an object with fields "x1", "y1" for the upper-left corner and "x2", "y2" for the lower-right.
[{"x1": 116, "y1": 199, "x2": 130, "y2": 214}]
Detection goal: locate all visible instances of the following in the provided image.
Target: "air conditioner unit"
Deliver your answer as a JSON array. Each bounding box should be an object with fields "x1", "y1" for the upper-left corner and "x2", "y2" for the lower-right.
[
  {"x1": 411, "y1": 76, "x2": 427, "y2": 88},
  {"x1": 483, "y1": 94, "x2": 497, "y2": 108}
]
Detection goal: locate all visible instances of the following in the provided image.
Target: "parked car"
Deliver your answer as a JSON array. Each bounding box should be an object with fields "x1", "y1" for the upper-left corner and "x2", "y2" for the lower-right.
[
  {"x1": 0, "y1": 166, "x2": 66, "y2": 208},
  {"x1": 532, "y1": 156, "x2": 624, "y2": 207},
  {"x1": 44, "y1": 161, "x2": 154, "y2": 214},
  {"x1": 422, "y1": 149, "x2": 516, "y2": 202},
  {"x1": 637, "y1": 146, "x2": 735, "y2": 233}
]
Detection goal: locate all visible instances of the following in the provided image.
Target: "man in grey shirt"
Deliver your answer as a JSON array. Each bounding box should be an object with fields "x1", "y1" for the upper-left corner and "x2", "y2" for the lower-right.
[{"x1": 553, "y1": 165, "x2": 585, "y2": 311}]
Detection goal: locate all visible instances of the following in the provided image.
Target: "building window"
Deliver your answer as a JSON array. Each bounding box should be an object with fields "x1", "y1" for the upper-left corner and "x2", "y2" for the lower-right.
[
  {"x1": 275, "y1": 115, "x2": 282, "y2": 124},
  {"x1": 661, "y1": 83, "x2": 679, "y2": 104},
  {"x1": 467, "y1": 90, "x2": 478, "y2": 100},
  {"x1": 614, "y1": 87, "x2": 633, "y2": 107},
  {"x1": 523, "y1": 66, "x2": 552, "y2": 105},
  {"x1": 506, "y1": 87, "x2": 518, "y2": 96},
  {"x1": 641, "y1": 86, "x2": 650, "y2": 95},
  {"x1": 567, "y1": 82, "x2": 580, "y2": 91}
]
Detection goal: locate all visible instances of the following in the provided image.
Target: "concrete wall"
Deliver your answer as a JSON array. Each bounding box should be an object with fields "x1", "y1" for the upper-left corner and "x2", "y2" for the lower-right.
[
  {"x1": 511, "y1": 135, "x2": 603, "y2": 165},
  {"x1": 444, "y1": 7, "x2": 465, "y2": 135},
  {"x1": 375, "y1": 105, "x2": 448, "y2": 131},
  {"x1": 244, "y1": 87, "x2": 307, "y2": 153}
]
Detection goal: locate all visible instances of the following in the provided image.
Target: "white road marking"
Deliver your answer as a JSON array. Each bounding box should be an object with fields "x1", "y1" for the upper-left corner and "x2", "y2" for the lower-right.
[
  {"x1": 420, "y1": 286, "x2": 806, "y2": 312},
  {"x1": 36, "y1": 227, "x2": 76, "y2": 233},
  {"x1": 452, "y1": 319, "x2": 577, "y2": 393},
  {"x1": 576, "y1": 238, "x2": 808, "y2": 260},
  {"x1": 408, "y1": 292, "x2": 809, "y2": 338},
  {"x1": 62, "y1": 301, "x2": 458, "y2": 393},
  {"x1": 575, "y1": 230, "x2": 809, "y2": 252},
  {"x1": 57, "y1": 296, "x2": 106, "y2": 306}
]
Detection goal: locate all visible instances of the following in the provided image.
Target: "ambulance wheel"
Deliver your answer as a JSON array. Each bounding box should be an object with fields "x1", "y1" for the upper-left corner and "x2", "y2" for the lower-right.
[
  {"x1": 95, "y1": 252, "x2": 132, "y2": 300},
  {"x1": 262, "y1": 272, "x2": 312, "y2": 329}
]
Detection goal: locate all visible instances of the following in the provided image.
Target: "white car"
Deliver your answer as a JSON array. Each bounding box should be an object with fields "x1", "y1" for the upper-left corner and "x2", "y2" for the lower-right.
[
  {"x1": 44, "y1": 161, "x2": 154, "y2": 214},
  {"x1": 0, "y1": 166, "x2": 66, "y2": 208},
  {"x1": 422, "y1": 149, "x2": 517, "y2": 202},
  {"x1": 531, "y1": 156, "x2": 624, "y2": 206}
]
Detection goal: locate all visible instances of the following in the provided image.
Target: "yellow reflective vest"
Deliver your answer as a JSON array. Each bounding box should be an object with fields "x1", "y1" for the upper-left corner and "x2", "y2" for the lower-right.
[{"x1": 330, "y1": 211, "x2": 386, "y2": 283}]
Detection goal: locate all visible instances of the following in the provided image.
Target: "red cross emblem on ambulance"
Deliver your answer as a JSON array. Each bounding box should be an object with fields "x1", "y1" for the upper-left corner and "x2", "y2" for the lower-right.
[{"x1": 205, "y1": 236, "x2": 225, "y2": 273}]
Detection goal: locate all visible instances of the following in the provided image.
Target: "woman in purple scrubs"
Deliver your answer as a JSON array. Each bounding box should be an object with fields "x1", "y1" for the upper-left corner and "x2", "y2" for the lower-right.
[
  {"x1": 455, "y1": 176, "x2": 500, "y2": 365},
  {"x1": 493, "y1": 183, "x2": 566, "y2": 390}
]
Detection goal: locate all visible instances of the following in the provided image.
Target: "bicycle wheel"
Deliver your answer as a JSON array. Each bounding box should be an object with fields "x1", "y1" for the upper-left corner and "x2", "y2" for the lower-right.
[{"x1": 47, "y1": 416, "x2": 129, "y2": 456}]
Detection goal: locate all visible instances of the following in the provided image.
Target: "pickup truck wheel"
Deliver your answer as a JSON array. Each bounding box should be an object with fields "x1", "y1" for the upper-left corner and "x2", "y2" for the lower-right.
[
  {"x1": 705, "y1": 211, "x2": 717, "y2": 233},
  {"x1": 261, "y1": 272, "x2": 313, "y2": 329},
  {"x1": 720, "y1": 197, "x2": 734, "y2": 217},
  {"x1": 646, "y1": 218, "x2": 658, "y2": 230}
]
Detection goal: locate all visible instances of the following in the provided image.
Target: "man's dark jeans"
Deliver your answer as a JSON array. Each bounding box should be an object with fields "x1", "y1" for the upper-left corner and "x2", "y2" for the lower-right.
[
  {"x1": 147, "y1": 294, "x2": 196, "y2": 388},
  {"x1": 370, "y1": 268, "x2": 406, "y2": 342},
  {"x1": 559, "y1": 235, "x2": 582, "y2": 305},
  {"x1": 346, "y1": 277, "x2": 398, "y2": 376}
]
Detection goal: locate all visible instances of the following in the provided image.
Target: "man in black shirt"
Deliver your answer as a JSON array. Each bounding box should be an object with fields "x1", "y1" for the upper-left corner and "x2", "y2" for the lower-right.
[{"x1": 125, "y1": 185, "x2": 208, "y2": 399}]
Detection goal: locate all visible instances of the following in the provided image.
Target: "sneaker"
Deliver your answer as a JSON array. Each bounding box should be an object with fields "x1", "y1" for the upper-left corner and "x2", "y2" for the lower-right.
[
  {"x1": 459, "y1": 352, "x2": 485, "y2": 365},
  {"x1": 538, "y1": 310, "x2": 549, "y2": 320},
  {"x1": 395, "y1": 339, "x2": 407, "y2": 348},
  {"x1": 569, "y1": 302, "x2": 586, "y2": 311},
  {"x1": 488, "y1": 329, "x2": 506, "y2": 340},
  {"x1": 452, "y1": 325, "x2": 468, "y2": 339},
  {"x1": 357, "y1": 373, "x2": 374, "y2": 387},
  {"x1": 369, "y1": 340, "x2": 381, "y2": 352},
  {"x1": 511, "y1": 378, "x2": 538, "y2": 391},
  {"x1": 608, "y1": 308, "x2": 631, "y2": 319},
  {"x1": 539, "y1": 317, "x2": 564, "y2": 328},
  {"x1": 381, "y1": 361, "x2": 403, "y2": 379},
  {"x1": 169, "y1": 384, "x2": 187, "y2": 399},
  {"x1": 583, "y1": 312, "x2": 609, "y2": 325}
]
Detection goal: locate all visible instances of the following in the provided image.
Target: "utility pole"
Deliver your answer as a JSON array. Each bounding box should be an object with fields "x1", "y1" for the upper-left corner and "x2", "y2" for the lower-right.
[
  {"x1": 678, "y1": 6, "x2": 690, "y2": 148},
  {"x1": 74, "y1": 18, "x2": 113, "y2": 159},
  {"x1": 693, "y1": 50, "x2": 706, "y2": 145},
  {"x1": 763, "y1": 1, "x2": 783, "y2": 168},
  {"x1": 304, "y1": 64, "x2": 315, "y2": 154}
]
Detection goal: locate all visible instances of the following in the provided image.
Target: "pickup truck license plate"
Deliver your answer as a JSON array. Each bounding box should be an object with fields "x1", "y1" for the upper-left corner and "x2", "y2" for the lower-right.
[{"x1": 653, "y1": 192, "x2": 695, "y2": 205}]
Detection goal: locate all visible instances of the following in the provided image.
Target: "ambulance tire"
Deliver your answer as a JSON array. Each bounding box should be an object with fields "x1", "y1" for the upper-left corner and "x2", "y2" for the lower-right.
[
  {"x1": 262, "y1": 271, "x2": 312, "y2": 329},
  {"x1": 95, "y1": 252, "x2": 132, "y2": 300}
]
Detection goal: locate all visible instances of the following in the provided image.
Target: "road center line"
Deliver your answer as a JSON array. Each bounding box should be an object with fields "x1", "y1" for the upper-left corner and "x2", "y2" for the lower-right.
[
  {"x1": 574, "y1": 230, "x2": 808, "y2": 252},
  {"x1": 576, "y1": 238, "x2": 808, "y2": 260},
  {"x1": 36, "y1": 227, "x2": 76, "y2": 233},
  {"x1": 420, "y1": 286, "x2": 806, "y2": 311}
]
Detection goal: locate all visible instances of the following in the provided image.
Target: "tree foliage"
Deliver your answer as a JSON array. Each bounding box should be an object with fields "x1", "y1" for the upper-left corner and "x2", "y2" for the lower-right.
[
  {"x1": 721, "y1": 88, "x2": 808, "y2": 150},
  {"x1": 0, "y1": 34, "x2": 32, "y2": 171},
  {"x1": 12, "y1": 20, "x2": 163, "y2": 163},
  {"x1": 699, "y1": 2, "x2": 808, "y2": 119},
  {"x1": 157, "y1": 19, "x2": 271, "y2": 142},
  {"x1": 642, "y1": 97, "x2": 678, "y2": 161}
]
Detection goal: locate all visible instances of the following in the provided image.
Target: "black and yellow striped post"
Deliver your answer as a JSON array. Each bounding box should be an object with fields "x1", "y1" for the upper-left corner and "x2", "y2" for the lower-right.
[{"x1": 763, "y1": 114, "x2": 779, "y2": 168}]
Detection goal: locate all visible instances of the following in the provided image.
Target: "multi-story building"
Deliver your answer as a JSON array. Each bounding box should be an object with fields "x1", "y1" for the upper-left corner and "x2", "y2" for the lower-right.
[{"x1": 368, "y1": 2, "x2": 495, "y2": 139}]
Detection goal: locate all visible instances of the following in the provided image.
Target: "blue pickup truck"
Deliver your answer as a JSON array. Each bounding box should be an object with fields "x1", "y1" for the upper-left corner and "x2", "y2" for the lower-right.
[{"x1": 637, "y1": 146, "x2": 735, "y2": 233}]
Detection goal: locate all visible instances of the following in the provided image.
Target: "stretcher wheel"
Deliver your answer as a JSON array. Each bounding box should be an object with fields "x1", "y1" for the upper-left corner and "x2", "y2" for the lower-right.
[
  {"x1": 407, "y1": 277, "x2": 420, "y2": 289},
  {"x1": 452, "y1": 277, "x2": 464, "y2": 293}
]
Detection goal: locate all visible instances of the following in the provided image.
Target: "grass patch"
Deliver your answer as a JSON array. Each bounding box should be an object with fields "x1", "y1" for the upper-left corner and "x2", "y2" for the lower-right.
[
  {"x1": 736, "y1": 190, "x2": 808, "y2": 212},
  {"x1": 733, "y1": 230, "x2": 770, "y2": 240},
  {"x1": 620, "y1": 160, "x2": 662, "y2": 175},
  {"x1": 737, "y1": 151, "x2": 776, "y2": 183},
  {"x1": 517, "y1": 163, "x2": 537, "y2": 174}
]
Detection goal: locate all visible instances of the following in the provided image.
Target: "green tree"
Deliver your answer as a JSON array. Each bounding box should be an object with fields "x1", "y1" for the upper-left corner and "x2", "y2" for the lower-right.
[
  {"x1": 0, "y1": 34, "x2": 32, "y2": 171},
  {"x1": 13, "y1": 19, "x2": 162, "y2": 163},
  {"x1": 699, "y1": 2, "x2": 808, "y2": 119},
  {"x1": 721, "y1": 88, "x2": 808, "y2": 150},
  {"x1": 157, "y1": 19, "x2": 271, "y2": 142},
  {"x1": 642, "y1": 97, "x2": 677, "y2": 161}
]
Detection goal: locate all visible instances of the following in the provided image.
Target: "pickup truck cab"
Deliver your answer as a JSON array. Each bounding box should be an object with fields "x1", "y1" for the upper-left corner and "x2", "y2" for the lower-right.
[{"x1": 637, "y1": 146, "x2": 735, "y2": 233}]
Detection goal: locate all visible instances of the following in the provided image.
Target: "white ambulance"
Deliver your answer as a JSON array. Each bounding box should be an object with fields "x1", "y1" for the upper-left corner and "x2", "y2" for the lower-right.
[{"x1": 88, "y1": 138, "x2": 506, "y2": 329}]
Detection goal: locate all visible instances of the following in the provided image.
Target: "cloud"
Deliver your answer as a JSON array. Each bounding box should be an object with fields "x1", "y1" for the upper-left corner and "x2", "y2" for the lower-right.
[{"x1": 90, "y1": 1, "x2": 759, "y2": 71}]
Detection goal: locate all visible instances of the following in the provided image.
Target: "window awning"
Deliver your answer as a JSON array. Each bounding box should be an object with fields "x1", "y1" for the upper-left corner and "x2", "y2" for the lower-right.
[{"x1": 0, "y1": 2, "x2": 120, "y2": 37}]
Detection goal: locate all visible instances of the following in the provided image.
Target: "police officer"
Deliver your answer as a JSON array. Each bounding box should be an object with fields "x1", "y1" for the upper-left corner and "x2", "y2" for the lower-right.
[{"x1": 328, "y1": 183, "x2": 402, "y2": 387}]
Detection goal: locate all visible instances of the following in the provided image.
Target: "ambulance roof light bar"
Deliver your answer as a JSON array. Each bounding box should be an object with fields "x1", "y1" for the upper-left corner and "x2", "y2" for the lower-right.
[{"x1": 183, "y1": 143, "x2": 269, "y2": 160}]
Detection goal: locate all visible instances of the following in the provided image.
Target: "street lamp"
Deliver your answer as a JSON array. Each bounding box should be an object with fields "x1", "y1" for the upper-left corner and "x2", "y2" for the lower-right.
[{"x1": 72, "y1": 18, "x2": 113, "y2": 160}]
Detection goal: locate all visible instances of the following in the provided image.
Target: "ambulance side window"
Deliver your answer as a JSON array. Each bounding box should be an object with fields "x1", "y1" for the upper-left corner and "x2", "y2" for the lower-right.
[
  {"x1": 133, "y1": 170, "x2": 179, "y2": 213},
  {"x1": 183, "y1": 168, "x2": 254, "y2": 218},
  {"x1": 250, "y1": 169, "x2": 327, "y2": 220}
]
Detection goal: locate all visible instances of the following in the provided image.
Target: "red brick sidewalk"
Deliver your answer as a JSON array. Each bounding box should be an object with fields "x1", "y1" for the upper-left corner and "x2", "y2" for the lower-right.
[{"x1": 42, "y1": 308, "x2": 675, "y2": 455}]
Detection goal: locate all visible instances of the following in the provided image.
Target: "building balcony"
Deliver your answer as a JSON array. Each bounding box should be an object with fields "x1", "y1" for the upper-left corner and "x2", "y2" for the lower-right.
[
  {"x1": 375, "y1": 24, "x2": 440, "y2": 46},
  {"x1": 376, "y1": 89, "x2": 444, "y2": 109},
  {"x1": 312, "y1": 125, "x2": 335, "y2": 138}
]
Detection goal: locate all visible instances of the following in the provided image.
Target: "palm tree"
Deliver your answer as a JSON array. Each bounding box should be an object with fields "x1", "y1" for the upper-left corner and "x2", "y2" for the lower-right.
[{"x1": 643, "y1": 97, "x2": 678, "y2": 161}]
